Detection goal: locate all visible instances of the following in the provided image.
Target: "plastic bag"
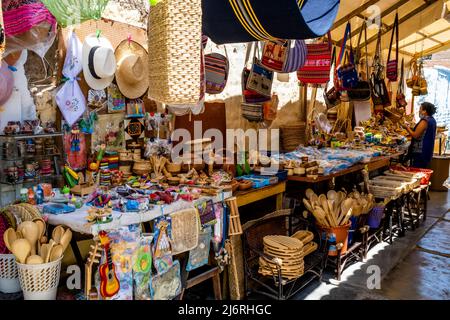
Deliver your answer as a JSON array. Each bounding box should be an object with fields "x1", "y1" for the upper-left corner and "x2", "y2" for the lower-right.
[
  {"x1": 2, "y1": 1, "x2": 57, "y2": 58},
  {"x1": 186, "y1": 227, "x2": 212, "y2": 271}
]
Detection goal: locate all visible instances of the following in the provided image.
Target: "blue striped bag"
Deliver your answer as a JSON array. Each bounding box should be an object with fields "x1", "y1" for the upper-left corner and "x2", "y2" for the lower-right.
[{"x1": 282, "y1": 40, "x2": 307, "y2": 73}]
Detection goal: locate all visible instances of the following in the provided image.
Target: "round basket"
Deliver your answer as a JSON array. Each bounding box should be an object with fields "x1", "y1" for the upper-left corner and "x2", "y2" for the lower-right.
[
  {"x1": 166, "y1": 162, "x2": 182, "y2": 174},
  {"x1": 280, "y1": 124, "x2": 306, "y2": 152},
  {"x1": 0, "y1": 254, "x2": 21, "y2": 294},
  {"x1": 133, "y1": 161, "x2": 152, "y2": 175},
  {"x1": 17, "y1": 256, "x2": 62, "y2": 300}
]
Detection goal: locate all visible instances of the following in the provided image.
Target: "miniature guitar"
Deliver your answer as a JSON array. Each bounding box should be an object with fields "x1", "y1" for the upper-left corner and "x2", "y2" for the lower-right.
[{"x1": 98, "y1": 231, "x2": 120, "y2": 298}]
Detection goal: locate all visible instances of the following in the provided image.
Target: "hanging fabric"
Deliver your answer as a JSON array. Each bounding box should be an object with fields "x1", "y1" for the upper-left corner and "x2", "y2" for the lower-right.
[
  {"x1": 370, "y1": 29, "x2": 391, "y2": 112},
  {"x1": 56, "y1": 30, "x2": 86, "y2": 126},
  {"x1": 297, "y1": 32, "x2": 332, "y2": 85},
  {"x1": 386, "y1": 13, "x2": 399, "y2": 82},
  {"x1": 202, "y1": 0, "x2": 341, "y2": 44},
  {"x1": 348, "y1": 21, "x2": 371, "y2": 101}
]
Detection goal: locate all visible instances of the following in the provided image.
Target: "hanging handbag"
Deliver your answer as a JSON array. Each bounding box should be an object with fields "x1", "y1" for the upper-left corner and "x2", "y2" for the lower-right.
[
  {"x1": 386, "y1": 13, "x2": 399, "y2": 82},
  {"x1": 241, "y1": 102, "x2": 264, "y2": 122},
  {"x1": 335, "y1": 22, "x2": 359, "y2": 91},
  {"x1": 348, "y1": 22, "x2": 371, "y2": 101},
  {"x1": 263, "y1": 94, "x2": 279, "y2": 121},
  {"x1": 282, "y1": 40, "x2": 307, "y2": 73},
  {"x1": 242, "y1": 42, "x2": 271, "y2": 103},
  {"x1": 205, "y1": 45, "x2": 229, "y2": 94},
  {"x1": 323, "y1": 47, "x2": 341, "y2": 108},
  {"x1": 261, "y1": 40, "x2": 289, "y2": 72},
  {"x1": 297, "y1": 32, "x2": 332, "y2": 85},
  {"x1": 414, "y1": 61, "x2": 428, "y2": 96},
  {"x1": 371, "y1": 29, "x2": 391, "y2": 110},
  {"x1": 396, "y1": 58, "x2": 408, "y2": 108},
  {"x1": 246, "y1": 42, "x2": 274, "y2": 97}
]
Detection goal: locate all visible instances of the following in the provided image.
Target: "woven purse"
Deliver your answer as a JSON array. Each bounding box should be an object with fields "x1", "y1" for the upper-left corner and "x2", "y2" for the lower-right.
[
  {"x1": 261, "y1": 40, "x2": 289, "y2": 72},
  {"x1": 205, "y1": 49, "x2": 229, "y2": 94},
  {"x1": 297, "y1": 32, "x2": 332, "y2": 85},
  {"x1": 386, "y1": 13, "x2": 399, "y2": 82}
]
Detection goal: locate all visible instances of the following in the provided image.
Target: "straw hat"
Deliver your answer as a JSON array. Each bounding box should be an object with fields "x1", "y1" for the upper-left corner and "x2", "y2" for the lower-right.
[
  {"x1": 82, "y1": 34, "x2": 116, "y2": 90},
  {"x1": 114, "y1": 39, "x2": 149, "y2": 99},
  {"x1": 0, "y1": 61, "x2": 13, "y2": 106}
]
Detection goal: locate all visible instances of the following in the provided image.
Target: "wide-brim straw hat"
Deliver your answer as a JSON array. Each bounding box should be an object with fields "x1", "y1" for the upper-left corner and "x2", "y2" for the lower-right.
[
  {"x1": 202, "y1": 0, "x2": 340, "y2": 44},
  {"x1": 82, "y1": 33, "x2": 116, "y2": 90},
  {"x1": 115, "y1": 39, "x2": 149, "y2": 99},
  {"x1": 0, "y1": 61, "x2": 14, "y2": 105}
]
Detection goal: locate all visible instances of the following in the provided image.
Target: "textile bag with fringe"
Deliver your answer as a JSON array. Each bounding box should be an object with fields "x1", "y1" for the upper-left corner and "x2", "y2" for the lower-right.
[{"x1": 148, "y1": 0, "x2": 202, "y2": 105}]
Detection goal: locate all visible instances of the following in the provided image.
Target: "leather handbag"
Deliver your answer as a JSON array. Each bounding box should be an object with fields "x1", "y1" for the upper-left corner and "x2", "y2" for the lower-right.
[
  {"x1": 412, "y1": 60, "x2": 428, "y2": 96},
  {"x1": 335, "y1": 23, "x2": 358, "y2": 91},
  {"x1": 396, "y1": 58, "x2": 408, "y2": 108},
  {"x1": 261, "y1": 40, "x2": 289, "y2": 72},
  {"x1": 386, "y1": 13, "x2": 399, "y2": 82},
  {"x1": 323, "y1": 47, "x2": 341, "y2": 108},
  {"x1": 297, "y1": 32, "x2": 332, "y2": 85},
  {"x1": 371, "y1": 29, "x2": 391, "y2": 110}
]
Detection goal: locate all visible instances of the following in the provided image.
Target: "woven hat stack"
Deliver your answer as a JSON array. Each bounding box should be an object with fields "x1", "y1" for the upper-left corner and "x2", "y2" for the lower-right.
[{"x1": 259, "y1": 231, "x2": 317, "y2": 280}]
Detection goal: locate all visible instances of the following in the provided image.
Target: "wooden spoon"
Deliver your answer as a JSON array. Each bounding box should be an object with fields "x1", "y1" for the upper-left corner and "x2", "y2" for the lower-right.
[
  {"x1": 18, "y1": 221, "x2": 39, "y2": 255},
  {"x1": 26, "y1": 255, "x2": 44, "y2": 265},
  {"x1": 59, "y1": 229, "x2": 72, "y2": 253},
  {"x1": 11, "y1": 239, "x2": 31, "y2": 264},
  {"x1": 40, "y1": 243, "x2": 50, "y2": 262},
  {"x1": 49, "y1": 245, "x2": 63, "y2": 262},
  {"x1": 44, "y1": 241, "x2": 55, "y2": 263},
  {"x1": 3, "y1": 228, "x2": 17, "y2": 252},
  {"x1": 305, "y1": 188, "x2": 315, "y2": 200},
  {"x1": 16, "y1": 230, "x2": 23, "y2": 239},
  {"x1": 33, "y1": 219, "x2": 46, "y2": 239},
  {"x1": 52, "y1": 226, "x2": 65, "y2": 244}
]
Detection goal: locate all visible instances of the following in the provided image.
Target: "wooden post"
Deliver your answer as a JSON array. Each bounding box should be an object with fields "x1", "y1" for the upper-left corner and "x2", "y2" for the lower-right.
[
  {"x1": 306, "y1": 85, "x2": 318, "y2": 141},
  {"x1": 299, "y1": 84, "x2": 307, "y2": 122}
]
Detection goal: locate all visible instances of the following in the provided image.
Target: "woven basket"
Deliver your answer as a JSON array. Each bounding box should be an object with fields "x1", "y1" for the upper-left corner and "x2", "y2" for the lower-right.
[
  {"x1": 147, "y1": 0, "x2": 202, "y2": 105},
  {"x1": 170, "y1": 208, "x2": 199, "y2": 255},
  {"x1": 280, "y1": 124, "x2": 306, "y2": 152},
  {"x1": 17, "y1": 257, "x2": 62, "y2": 300},
  {"x1": 0, "y1": 254, "x2": 21, "y2": 294}
]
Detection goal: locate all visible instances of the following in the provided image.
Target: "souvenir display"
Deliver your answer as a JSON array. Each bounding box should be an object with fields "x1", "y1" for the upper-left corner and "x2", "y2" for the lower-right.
[{"x1": 107, "y1": 84, "x2": 126, "y2": 113}]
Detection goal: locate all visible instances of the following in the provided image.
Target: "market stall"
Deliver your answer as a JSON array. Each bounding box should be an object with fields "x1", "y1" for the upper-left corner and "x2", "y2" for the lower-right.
[{"x1": 0, "y1": 0, "x2": 446, "y2": 301}]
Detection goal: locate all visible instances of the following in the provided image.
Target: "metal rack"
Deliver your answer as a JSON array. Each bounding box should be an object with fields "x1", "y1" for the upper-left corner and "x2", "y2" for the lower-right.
[{"x1": 0, "y1": 133, "x2": 64, "y2": 206}]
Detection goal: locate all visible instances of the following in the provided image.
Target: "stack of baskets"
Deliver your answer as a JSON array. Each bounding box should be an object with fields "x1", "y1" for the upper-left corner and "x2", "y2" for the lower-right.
[
  {"x1": 258, "y1": 231, "x2": 317, "y2": 280},
  {"x1": 280, "y1": 123, "x2": 307, "y2": 152}
]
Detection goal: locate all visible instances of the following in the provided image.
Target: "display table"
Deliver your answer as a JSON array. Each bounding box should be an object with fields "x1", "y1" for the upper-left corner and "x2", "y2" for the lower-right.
[
  {"x1": 287, "y1": 154, "x2": 400, "y2": 183},
  {"x1": 235, "y1": 181, "x2": 286, "y2": 210}
]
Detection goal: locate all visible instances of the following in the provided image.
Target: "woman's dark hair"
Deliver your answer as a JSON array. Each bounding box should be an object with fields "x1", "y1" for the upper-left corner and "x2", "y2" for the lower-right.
[{"x1": 421, "y1": 102, "x2": 436, "y2": 116}]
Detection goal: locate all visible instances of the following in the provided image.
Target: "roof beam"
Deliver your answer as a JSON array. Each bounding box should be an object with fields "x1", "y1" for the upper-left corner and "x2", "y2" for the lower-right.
[
  {"x1": 414, "y1": 38, "x2": 450, "y2": 57},
  {"x1": 360, "y1": 0, "x2": 440, "y2": 49},
  {"x1": 331, "y1": 0, "x2": 382, "y2": 31},
  {"x1": 399, "y1": 26, "x2": 450, "y2": 49},
  {"x1": 416, "y1": 31, "x2": 443, "y2": 44}
]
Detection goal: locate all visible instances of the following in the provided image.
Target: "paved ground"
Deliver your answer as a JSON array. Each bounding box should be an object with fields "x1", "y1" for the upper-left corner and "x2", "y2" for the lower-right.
[{"x1": 293, "y1": 191, "x2": 450, "y2": 300}]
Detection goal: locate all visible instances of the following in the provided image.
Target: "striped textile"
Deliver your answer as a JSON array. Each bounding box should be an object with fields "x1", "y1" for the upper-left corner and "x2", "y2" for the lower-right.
[
  {"x1": 205, "y1": 53, "x2": 229, "y2": 94},
  {"x1": 283, "y1": 40, "x2": 307, "y2": 73},
  {"x1": 241, "y1": 102, "x2": 264, "y2": 122},
  {"x1": 297, "y1": 41, "x2": 331, "y2": 85},
  {"x1": 3, "y1": 2, "x2": 56, "y2": 36}
]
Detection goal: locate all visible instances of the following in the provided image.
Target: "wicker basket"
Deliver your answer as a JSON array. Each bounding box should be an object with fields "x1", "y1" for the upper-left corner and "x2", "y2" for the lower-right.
[
  {"x1": 170, "y1": 208, "x2": 199, "y2": 255},
  {"x1": 280, "y1": 124, "x2": 306, "y2": 152},
  {"x1": 133, "y1": 160, "x2": 152, "y2": 175},
  {"x1": 17, "y1": 257, "x2": 62, "y2": 300},
  {"x1": 0, "y1": 254, "x2": 21, "y2": 294},
  {"x1": 166, "y1": 162, "x2": 182, "y2": 174},
  {"x1": 147, "y1": 0, "x2": 202, "y2": 105}
]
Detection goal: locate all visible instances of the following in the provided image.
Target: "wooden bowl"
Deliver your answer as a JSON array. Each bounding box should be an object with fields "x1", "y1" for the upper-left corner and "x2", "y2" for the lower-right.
[
  {"x1": 166, "y1": 162, "x2": 182, "y2": 174},
  {"x1": 238, "y1": 180, "x2": 253, "y2": 191}
]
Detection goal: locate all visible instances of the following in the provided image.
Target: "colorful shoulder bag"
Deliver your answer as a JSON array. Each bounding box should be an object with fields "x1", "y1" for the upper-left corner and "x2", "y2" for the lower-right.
[
  {"x1": 323, "y1": 47, "x2": 341, "y2": 108},
  {"x1": 283, "y1": 40, "x2": 307, "y2": 73},
  {"x1": 335, "y1": 22, "x2": 359, "y2": 91},
  {"x1": 205, "y1": 45, "x2": 229, "y2": 94},
  {"x1": 297, "y1": 32, "x2": 332, "y2": 85},
  {"x1": 386, "y1": 13, "x2": 399, "y2": 82},
  {"x1": 261, "y1": 40, "x2": 289, "y2": 72},
  {"x1": 242, "y1": 42, "x2": 271, "y2": 103},
  {"x1": 371, "y1": 29, "x2": 391, "y2": 110},
  {"x1": 246, "y1": 42, "x2": 274, "y2": 98}
]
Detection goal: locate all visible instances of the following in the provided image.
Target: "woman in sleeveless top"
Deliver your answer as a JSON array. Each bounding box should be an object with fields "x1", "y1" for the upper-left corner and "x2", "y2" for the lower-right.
[{"x1": 403, "y1": 102, "x2": 437, "y2": 168}]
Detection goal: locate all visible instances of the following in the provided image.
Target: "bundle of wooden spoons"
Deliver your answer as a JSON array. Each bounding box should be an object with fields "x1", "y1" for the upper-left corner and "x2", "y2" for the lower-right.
[{"x1": 3, "y1": 220, "x2": 72, "y2": 264}]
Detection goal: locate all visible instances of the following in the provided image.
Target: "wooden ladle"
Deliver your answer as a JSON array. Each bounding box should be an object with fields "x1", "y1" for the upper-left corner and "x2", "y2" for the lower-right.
[
  {"x1": 3, "y1": 228, "x2": 17, "y2": 252},
  {"x1": 52, "y1": 226, "x2": 65, "y2": 244},
  {"x1": 26, "y1": 255, "x2": 44, "y2": 265},
  {"x1": 18, "y1": 221, "x2": 39, "y2": 255},
  {"x1": 59, "y1": 229, "x2": 72, "y2": 253},
  {"x1": 49, "y1": 245, "x2": 63, "y2": 262},
  {"x1": 11, "y1": 239, "x2": 31, "y2": 264}
]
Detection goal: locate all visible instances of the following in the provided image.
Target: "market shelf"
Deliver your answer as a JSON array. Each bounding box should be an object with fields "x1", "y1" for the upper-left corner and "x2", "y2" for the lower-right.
[{"x1": 0, "y1": 132, "x2": 64, "y2": 140}]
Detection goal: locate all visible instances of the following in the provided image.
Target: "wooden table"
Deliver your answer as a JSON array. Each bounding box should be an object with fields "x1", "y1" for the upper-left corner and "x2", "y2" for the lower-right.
[
  {"x1": 287, "y1": 155, "x2": 399, "y2": 183},
  {"x1": 235, "y1": 181, "x2": 286, "y2": 210}
]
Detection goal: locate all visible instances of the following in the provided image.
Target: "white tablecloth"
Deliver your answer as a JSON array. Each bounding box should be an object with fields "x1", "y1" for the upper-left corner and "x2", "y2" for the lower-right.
[{"x1": 46, "y1": 191, "x2": 232, "y2": 235}]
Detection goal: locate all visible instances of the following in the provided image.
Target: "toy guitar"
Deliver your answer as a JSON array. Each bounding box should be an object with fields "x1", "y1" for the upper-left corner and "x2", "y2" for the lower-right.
[{"x1": 98, "y1": 231, "x2": 120, "y2": 298}]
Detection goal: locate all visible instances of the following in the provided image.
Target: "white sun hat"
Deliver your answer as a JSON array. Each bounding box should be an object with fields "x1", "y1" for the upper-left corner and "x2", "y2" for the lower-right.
[{"x1": 82, "y1": 33, "x2": 116, "y2": 90}]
